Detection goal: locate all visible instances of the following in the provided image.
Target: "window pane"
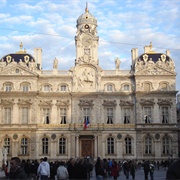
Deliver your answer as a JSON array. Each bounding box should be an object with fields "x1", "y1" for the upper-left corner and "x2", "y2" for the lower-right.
[
  {"x1": 145, "y1": 137, "x2": 152, "y2": 154},
  {"x1": 107, "y1": 108, "x2": 113, "y2": 124},
  {"x1": 42, "y1": 138, "x2": 48, "y2": 154},
  {"x1": 107, "y1": 137, "x2": 114, "y2": 154},
  {"x1": 144, "y1": 107, "x2": 152, "y2": 123},
  {"x1": 107, "y1": 85, "x2": 113, "y2": 91},
  {"x1": 5, "y1": 84, "x2": 12, "y2": 92},
  {"x1": 162, "y1": 137, "x2": 171, "y2": 154},
  {"x1": 61, "y1": 85, "x2": 66, "y2": 91},
  {"x1": 22, "y1": 107, "x2": 28, "y2": 124},
  {"x1": 124, "y1": 108, "x2": 130, "y2": 124},
  {"x1": 4, "y1": 138, "x2": 10, "y2": 154},
  {"x1": 125, "y1": 137, "x2": 132, "y2": 154},
  {"x1": 4, "y1": 108, "x2": 11, "y2": 124},
  {"x1": 21, "y1": 138, "x2": 28, "y2": 155},
  {"x1": 60, "y1": 108, "x2": 67, "y2": 124},
  {"x1": 23, "y1": 85, "x2": 29, "y2": 92},
  {"x1": 59, "y1": 138, "x2": 66, "y2": 154},
  {"x1": 162, "y1": 107, "x2": 169, "y2": 123},
  {"x1": 43, "y1": 108, "x2": 50, "y2": 124},
  {"x1": 124, "y1": 85, "x2": 130, "y2": 91}
]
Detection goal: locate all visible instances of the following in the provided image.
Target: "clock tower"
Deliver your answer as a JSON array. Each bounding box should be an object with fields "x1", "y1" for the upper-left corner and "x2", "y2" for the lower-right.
[{"x1": 75, "y1": 4, "x2": 99, "y2": 66}]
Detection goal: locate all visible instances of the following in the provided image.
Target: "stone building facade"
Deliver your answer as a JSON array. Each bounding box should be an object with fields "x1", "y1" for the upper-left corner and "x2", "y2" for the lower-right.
[{"x1": 0, "y1": 7, "x2": 178, "y2": 163}]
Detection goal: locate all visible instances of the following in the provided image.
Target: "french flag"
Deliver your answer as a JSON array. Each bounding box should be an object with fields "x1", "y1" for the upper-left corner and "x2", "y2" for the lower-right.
[{"x1": 84, "y1": 119, "x2": 90, "y2": 129}]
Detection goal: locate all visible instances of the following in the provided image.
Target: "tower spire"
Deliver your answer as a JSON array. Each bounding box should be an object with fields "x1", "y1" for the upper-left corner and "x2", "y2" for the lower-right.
[{"x1": 85, "y1": 2, "x2": 89, "y2": 12}]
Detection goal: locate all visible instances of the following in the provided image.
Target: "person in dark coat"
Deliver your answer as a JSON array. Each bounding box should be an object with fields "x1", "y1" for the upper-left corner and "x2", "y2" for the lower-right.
[
  {"x1": 95, "y1": 157, "x2": 104, "y2": 180},
  {"x1": 9, "y1": 157, "x2": 27, "y2": 179},
  {"x1": 142, "y1": 160, "x2": 150, "y2": 180},
  {"x1": 166, "y1": 159, "x2": 180, "y2": 179},
  {"x1": 67, "y1": 158, "x2": 77, "y2": 179}
]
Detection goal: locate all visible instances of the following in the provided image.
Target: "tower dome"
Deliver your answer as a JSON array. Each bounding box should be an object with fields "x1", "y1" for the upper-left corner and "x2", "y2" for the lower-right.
[{"x1": 77, "y1": 3, "x2": 97, "y2": 26}]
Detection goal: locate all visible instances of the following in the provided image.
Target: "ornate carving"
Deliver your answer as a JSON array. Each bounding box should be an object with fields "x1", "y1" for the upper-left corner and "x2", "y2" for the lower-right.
[
  {"x1": 119, "y1": 100, "x2": 134, "y2": 106},
  {"x1": 78, "y1": 100, "x2": 94, "y2": 107},
  {"x1": 155, "y1": 133, "x2": 160, "y2": 140},
  {"x1": 140, "y1": 99, "x2": 155, "y2": 105},
  {"x1": 0, "y1": 99, "x2": 14, "y2": 105},
  {"x1": 56, "y1": 100, "x2": 70, "y2": 106},
  {"x1": 18, "y1": 99, "x2": 32, "y2": 106},
  {"x1": 38, "y1": 100, "x2": 53, "y2": 106},
  {"x1": 117, "y1": 133, "x2": 122, "y2": 139},
  {"x1": 102, "y1": 100, "x2": 117, "y2": 106},
  {"x1": 51, "y1": 134, "x2": 56, "y2": 140},
  {"x1": 157, "y1": 99, "x2": 172, "y2": 106},
  {"x1": 13, "y1": 134, "x2": 18, "y2": 140}
]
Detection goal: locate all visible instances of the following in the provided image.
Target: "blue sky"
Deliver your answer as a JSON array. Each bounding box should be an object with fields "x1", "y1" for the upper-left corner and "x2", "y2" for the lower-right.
[{"x1": 0, "y1": 0, "x2": 180, "y2": 94}]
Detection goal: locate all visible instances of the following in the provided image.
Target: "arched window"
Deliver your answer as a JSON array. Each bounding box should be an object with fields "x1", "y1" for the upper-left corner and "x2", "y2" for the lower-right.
[
  {"x1": 125, "y1": 137, "x2": 132, "y2": 154},
  {"x1": 60, "y1": 85, "x2": 67, "y2": 92},
  {"x1": 162, "y1": 136, "x2": 171, "y2": 154},
  {"x1": 107, "y1": 137, "x2": 114, "y2": 154},
  {"x1": 59, "y1": 137, "x2": 66, "y2": 154},
  {"x1": 145, "y1": 137, "x2": 152, "y2": 154},
  {"x1": 42, "y1": 138, "x2": 49, "y2": 155},
  {"x1": 123, "y1": 84, "x2": 130, "y2": 91},
  {"x1": 21, "y1": 138, "x2": 28, "y2": 155},
  {"x1": 160, "y1": 83, "x2": 168, "y2": 91},
  {"x1": 43, "y1": 85, "x2": 51, "y2": 92},
  {"x1": 4, "y1": 138, "x2": 11, "y2": 154}
]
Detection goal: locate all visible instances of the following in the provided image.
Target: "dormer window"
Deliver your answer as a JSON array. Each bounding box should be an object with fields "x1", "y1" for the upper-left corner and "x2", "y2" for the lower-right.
[
  {"x1": 5, "y1": 83, "x2": 12, "y2": 92},
  {"x1": 44, "y1": 85, "x2": 50, "y2": 92},
  {"x1": 124, "y1": 84, "x2": 130, "y2": 91},
  {"x1": 107, "y1": 84, "x2": 113, "y2": 92},
  {"x1": 61, "y1": 85, "x2": 67, "y2": 92}
]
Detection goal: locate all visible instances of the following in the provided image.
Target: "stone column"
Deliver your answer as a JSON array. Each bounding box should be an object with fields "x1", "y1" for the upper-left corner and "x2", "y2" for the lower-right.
[
  {"x1": 94, "y1": 136, "x2": 97, "y2": 159},
  {"x1": 75, "y1": 135, "x2": 79, "y2": 158}
]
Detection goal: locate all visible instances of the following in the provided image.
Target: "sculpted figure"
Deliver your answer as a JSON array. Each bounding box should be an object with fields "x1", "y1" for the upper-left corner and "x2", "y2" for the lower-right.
[
  {"x1": 115, "y1": 57, "x2": 121, "y2": 70},
  {"x1": 53, "y1": 58, "x2": 58, "y2": 69}
]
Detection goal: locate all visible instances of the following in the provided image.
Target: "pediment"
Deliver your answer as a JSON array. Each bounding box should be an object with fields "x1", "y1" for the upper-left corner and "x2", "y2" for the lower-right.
[
  {"x1": 135, "y1": 64, "x2": 176, "y2": 75},
  {"x1": 18, "y1": 99, "x2": 32, "y2": 106},
  {"x1": 0, "y1": 64, "x2": 38, "y2": 76}
]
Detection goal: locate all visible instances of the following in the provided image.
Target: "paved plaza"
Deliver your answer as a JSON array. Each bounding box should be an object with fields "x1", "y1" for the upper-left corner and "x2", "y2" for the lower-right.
[{"x1": 0, "y1": 167, "x2": 167, "y2": 180}]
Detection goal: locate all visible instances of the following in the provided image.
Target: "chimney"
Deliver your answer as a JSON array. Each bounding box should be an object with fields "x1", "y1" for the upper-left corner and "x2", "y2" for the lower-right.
[
  {"x1": 131, "y1": 48, "x2": 138, "y2": 67},
  {"x1": 166, "y1": 50, "x2": 170, "y2": 56},
  {"x1": 34, "y1": 48, "x2": 42, "y2": 69}
]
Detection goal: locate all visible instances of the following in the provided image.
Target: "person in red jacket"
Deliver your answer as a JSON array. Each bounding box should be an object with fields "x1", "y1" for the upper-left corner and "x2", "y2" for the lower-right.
[{"x1": 111, "y1": 160, "x2": 119, "y2": 180}]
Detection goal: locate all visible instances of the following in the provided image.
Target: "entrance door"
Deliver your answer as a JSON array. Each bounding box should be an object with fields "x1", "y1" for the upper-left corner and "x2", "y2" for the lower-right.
[{"x1": 81, "y1": 139, "x2": 93, "y2": 157}]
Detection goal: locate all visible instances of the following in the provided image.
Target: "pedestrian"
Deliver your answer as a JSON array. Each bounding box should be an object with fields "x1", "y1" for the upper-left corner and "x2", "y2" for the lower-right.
[
  {"x1": 166, "y1": 159, "x2": 180, "y2": 179},
  {"x1": 122, "y1": 160, "x2": 130, "y2": 179},
  {"x1": 67, "y1": 158, "x2": 76, "y2": 179},
  {"x1": 9, "y1": 157, "x2": 27, "y2": 179},
  {"x1": 56, "y1": 161, "x2": 69, "y2": 180},
  {"x1": 130, "y1": 160, "x2": 136, "y2": 180},
  {"x1": 95, "y1": 157, "x2": 104, "y2": 180},
  {"x1": 37, "y1": 157, "x2": 50, "y2": 180},
  {"x1": 111, "y1": 160, "x2": 119, "y2": 180},
  {"x1": 149, "y1": 162, "x2": 155, "y2": 180},
  {"x1": 142, "y1": 160, "x2": 150, "y2": 180}
]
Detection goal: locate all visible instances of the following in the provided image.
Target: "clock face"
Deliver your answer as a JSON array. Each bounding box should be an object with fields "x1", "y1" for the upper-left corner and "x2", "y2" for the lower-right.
[{"x1": 82, "y1": 35, "x2": 92, "y2": 47}]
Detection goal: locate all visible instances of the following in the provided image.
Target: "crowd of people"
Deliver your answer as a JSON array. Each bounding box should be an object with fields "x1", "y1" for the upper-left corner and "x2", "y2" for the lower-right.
[{"x1": 1, "y1": 156, "x2": 180, "y2": 179}]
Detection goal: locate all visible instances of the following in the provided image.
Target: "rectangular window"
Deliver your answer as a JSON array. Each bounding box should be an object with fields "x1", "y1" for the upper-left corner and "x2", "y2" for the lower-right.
[
  {"x1": 162, "y1": 107, "x2": 169, "y2": 123},
  {"x1": 59, "y1": 138, "x2": 66, "y2": 154},
  {"x1": 60, "y1": 108, "x2": 66, "y2": 124},
  {"x1": 107, "y1": 108, "x2": 113, "y2": 124},
  {"x1": 22, "y1": 107, "x2": 28, "y2": 124},
  {"x1": 107, "y1": 138, "x2": 114, "y2": 154},
  {"x1": 5, "y1": 84, "x2": 12, "y2": 92},
  {"x1": 61, "y1": 85, "x2": 66, "y2": 91},
  {"x1": 107, "y1": 85, "x2": 113, "y2": 92},
  {"x1": 83, "y1": 108, "x2": 90, "y2": 122},
  {"x1": 44, "y1": 85, "x2": 50, "y2": 92},
  {"x1": 21, "y1": 138, "x2": 28, "y2": 155},
  {"x1": 124, "y1": 85, "x2": 130, "y2": 91},
  {"x1": 145, "y1": 137, "x2": 152, "y2": 154},
  {"x1": 43, "y1": 108, "x2": 50, "y2": 124},
  {"x1": 124, "y1": 108, "x2": 130, "y2": 124},
  {"x1": 4, "y1": 108, "x2": 11, "y2": 124},
  {"x1": 23, "y1": 85, "x2": 29, "y2": 92},
  {"x1": 144, "y1": 107, "x2": 152, "y2": 123}
]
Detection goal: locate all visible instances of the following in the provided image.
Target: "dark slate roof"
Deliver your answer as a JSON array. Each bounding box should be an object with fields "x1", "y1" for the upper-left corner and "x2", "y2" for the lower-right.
[
  {"x1": 0, "y1": 53, "x2": 35, "y2": 66},
  {"x1": 138, "y1": 53, "x2": 170, "y2": 63}
]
